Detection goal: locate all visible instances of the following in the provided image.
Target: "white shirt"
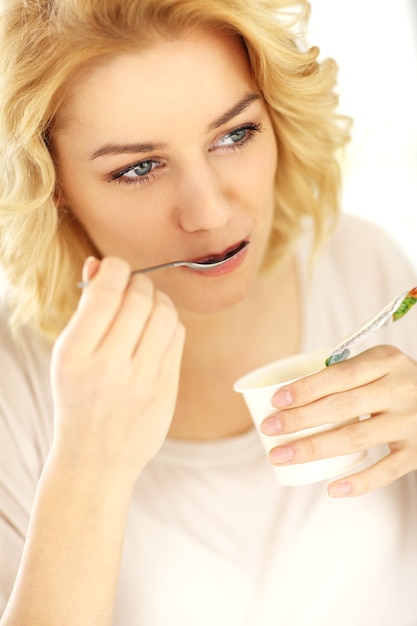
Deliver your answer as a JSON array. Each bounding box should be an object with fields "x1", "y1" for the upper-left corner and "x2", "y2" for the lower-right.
[{"x1": 1, "y1": 214, "x2": 417, "y2": 625}]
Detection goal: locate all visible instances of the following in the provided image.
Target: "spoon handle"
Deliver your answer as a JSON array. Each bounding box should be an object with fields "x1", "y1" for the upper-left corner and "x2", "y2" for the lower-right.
[
  {"x1": 325, "y1": 286, "x2": 417, "y2": 366},
  {"x1": 76, "y1": 260, "x2": 184, "y2": 287},
  {"x1": 131, "y1": 261, "x2": 184, "y2": 274}
]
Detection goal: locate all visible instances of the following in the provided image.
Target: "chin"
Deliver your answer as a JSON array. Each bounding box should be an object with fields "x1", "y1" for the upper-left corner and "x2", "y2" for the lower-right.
[{"x1": 174, "y1": 277, "x2": 254, "y2": 317}]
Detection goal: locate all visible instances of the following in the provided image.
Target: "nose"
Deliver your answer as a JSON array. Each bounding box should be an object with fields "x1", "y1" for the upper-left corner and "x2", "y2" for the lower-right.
[{"x1": 175, "y1": 159, "x2": 233, "y2": 233}]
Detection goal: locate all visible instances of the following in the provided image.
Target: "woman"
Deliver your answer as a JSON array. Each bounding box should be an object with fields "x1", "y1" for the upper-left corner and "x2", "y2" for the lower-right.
[{"x1": 0, "y1": 0, "x2": 416, "y2": 624}]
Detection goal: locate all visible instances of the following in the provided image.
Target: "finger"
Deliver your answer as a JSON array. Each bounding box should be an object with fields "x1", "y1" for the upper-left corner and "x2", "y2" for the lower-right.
[
  {"x1": 263, "y1": 375, "x2": 391, "y2": 435},
  {"x1": 132, "y1": 291, "x2": 181, "y2": 380},
  {"x1": 271, "y1": 346, "x2": 401, "y2": 410},
  {"x1": 96, "y1": 273, "x2": 155, "y2": 358},
  {"x1": 135, "y1": 322, "x2": 185, "y2": 452},
  {"x1": 63, "y1": 256, "x2": 132, "y2": 354},
  {"x1": 158, "y1": 322, "x2": 186, "y2": 402},
  {"x1": 327, "y1": 447, "x2": 415, "y2": 497},
  {"x1": 268, "y1": 413, "x2": 412, "y2": 466}
]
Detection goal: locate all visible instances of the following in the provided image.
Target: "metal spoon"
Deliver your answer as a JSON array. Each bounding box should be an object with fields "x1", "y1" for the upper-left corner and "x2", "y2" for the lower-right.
[
  {"x1": 77, "y1": 240, "x2": 249, "y2": 288},
  {"x1": 325, "y1": 286, "x2": 417, "y2": 366}
]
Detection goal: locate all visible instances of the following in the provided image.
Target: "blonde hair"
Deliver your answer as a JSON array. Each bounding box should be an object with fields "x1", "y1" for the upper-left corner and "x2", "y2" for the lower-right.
[{"x1": 0, "y1": 0, "x2": 351, "y2": 339}]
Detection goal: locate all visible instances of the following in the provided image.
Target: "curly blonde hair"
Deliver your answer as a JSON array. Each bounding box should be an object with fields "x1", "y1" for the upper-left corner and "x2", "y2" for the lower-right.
[{"x1": 0, "y1": 0, "x2": 351, "y2": 339}]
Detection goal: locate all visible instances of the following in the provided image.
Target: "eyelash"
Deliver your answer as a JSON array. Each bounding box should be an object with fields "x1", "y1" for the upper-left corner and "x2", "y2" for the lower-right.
[{"x1": 108, "y1": 122, "x2": 263, "y2": 188}]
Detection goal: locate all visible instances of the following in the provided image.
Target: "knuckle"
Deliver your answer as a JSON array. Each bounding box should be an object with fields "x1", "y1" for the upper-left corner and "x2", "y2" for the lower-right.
[
  {"x1": 300, "y1": 434, "x2": 321, "y2": 459},
  {"x1": 130, "y1": 272, "x2": 154, "y2": 292},
  {"x1": 292, "y1": 377, "x2": 318, "y2": 403},
  {"x1": 383, "y1": 458, "x2": 402, "y2": 484},
  {"x1": 155, "y1": 289, "x2": 174, "y2": 306},
  {"x1": 351, "y1": 451, "x2": 407, "y2": 496},
  {"x1": 127, "y1": 278, "x2": 154, "y2": 308},
  {"x1": 376, "y1": 452, "x2": 404, "y2": 486},
  {"x1": 375, "y1": 344, "x2": 403, "y2": 364},
  {"x1": 101, "y1": 255, "x2": 131, "y2": 276},
  {"x1": 350, "y1": 472, "x2": 372, "y2": 495},
  {"x1": 285, "y1": 407, "x2": 305, "y2": 432},
  {"x1": 322, "y1": 390, "x2": 353, "y2": 419},
  {"x1": 330, "y1": 359, "x2": 358, "y2": 387},
  {"x1": 345, "y1": 421, "x2": 371, "y2": 450},
  {"x1": 88, "y1": 257, "x2": 131, "y2": 294},
  {"x1": 389, "y1": 445, "x2": 416, "y2": 475}
]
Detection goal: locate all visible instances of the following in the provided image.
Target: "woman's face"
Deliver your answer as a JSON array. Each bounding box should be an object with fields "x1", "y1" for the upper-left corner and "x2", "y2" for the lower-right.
[{"x1": 53, "y1": 28, "x2": 278, "y2": 314}]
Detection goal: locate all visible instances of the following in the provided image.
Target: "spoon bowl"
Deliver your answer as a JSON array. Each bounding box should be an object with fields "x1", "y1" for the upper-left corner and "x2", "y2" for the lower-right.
[{"x1": 133, "y1": 240, "x2": 249, "y2": 274}]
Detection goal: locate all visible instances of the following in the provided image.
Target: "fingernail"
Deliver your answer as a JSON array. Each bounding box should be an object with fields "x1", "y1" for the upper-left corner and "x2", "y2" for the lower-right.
[
  {"x1": 269, "y1": 446, "x2": 294, "y2": 464},
  {"x1": 260, "y1": 416, "x2": 283, "y2": 435},
  {"x1": 272, "y1": 388, "x2": 292, "y2": 408},
  {"x1": 328, "y1": 482, "x2": 352, "y2": 498}
]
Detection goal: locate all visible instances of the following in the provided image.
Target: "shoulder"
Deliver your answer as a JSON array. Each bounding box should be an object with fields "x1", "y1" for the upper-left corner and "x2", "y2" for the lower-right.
[
  {"x1": 327, "y1": 212, "x2": 407, "y2": 263},
  {"x1": 314, "y1": 213, "x2": 417, "y2": 300},
  {"x1": 0, "y1": 300, "x2": 52, "y2": 397},
  {"x1": 298, "y1": 213, "x2": 417, "y2": 354}
]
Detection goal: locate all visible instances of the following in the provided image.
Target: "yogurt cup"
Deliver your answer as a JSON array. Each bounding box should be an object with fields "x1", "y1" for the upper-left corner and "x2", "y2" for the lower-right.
[{"x1": 233, "y1": 348, "x2": 367, "y2": 486}]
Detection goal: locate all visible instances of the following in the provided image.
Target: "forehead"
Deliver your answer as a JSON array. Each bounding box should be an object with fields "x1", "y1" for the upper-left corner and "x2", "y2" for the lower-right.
[{"x1": 56, "y1": 28, "x2": 258, "y2": 139}]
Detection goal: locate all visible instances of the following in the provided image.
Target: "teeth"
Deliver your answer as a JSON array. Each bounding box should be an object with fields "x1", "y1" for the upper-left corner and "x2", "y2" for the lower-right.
[
  {"x1": 209, "y1": 253, "x2": 226, "y2": 263},
  {"x1": 201, "y1": 257, "x2": 222, "y2": 265},
  {"x1": 195, "y1": 241, "x2": 247, "y2": 265},
  {"x1": 224, "y1": 241, "x2": 247, "y2": 260},
  {"x1": 205, "y1": 250, "x2": 232, "y2": 264},
  {"x1": 199, "y1": 252, "x2": 227, "y2": 264}
]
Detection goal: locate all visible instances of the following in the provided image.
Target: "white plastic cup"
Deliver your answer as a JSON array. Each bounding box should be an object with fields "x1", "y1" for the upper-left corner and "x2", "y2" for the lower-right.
[{"x1": 233, "y1": 348, "x2": 367, "y2": 486}]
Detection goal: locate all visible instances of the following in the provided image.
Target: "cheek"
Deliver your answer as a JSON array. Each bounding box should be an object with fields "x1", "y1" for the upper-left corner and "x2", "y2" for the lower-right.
[
  {"x1": 65, "y1": 186, "x2": 170, "y2": 262},
  {"x1": 261, "y1": 135, "x2": 278, "y2": 189},
  {"x1": 58, "y1": 166, "x2": 141, "y2": 245},
  {"x1": 241, "y1": 134, "x2": 277, "y2": 196},
  {"x1": 240, "y1": 147, "x2": 277, "y2": 220}
]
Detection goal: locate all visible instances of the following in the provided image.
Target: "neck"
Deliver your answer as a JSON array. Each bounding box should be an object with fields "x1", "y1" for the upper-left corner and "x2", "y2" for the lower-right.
[
  {"x1": 169, "y1": 252, "x2": 300, "y2": 440},
  {"x1": 179, "y1": 251, "x2": 297, "y2": 349}
]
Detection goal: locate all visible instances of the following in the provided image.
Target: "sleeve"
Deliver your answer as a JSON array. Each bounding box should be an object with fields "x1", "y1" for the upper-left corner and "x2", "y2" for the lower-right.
[{"x1": 0, "y1": 316, "x2": 53, "y2": 615}]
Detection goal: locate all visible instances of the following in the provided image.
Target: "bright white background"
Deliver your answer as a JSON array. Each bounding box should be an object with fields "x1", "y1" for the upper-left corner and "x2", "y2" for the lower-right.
[{"x1": 308, "y1": 0, "x2": 417, "y2": 269}]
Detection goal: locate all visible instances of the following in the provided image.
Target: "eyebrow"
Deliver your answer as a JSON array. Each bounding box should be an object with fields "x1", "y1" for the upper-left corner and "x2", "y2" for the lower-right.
[
  {"x1": 89, "y1": 91, "x2": 261, "y2": 160},
  {"x1": 89, "y1": 141, "x2": 167, "y2": 160},
  {"x1": 207, "y1": 91, "x2": 261, "y2": 131}
]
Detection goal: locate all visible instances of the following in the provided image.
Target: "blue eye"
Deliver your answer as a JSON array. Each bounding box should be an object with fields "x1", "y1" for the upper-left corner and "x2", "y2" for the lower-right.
[
  {"x1": 124, "y1": 161, "x2": 154, "y2": 177},
  {"x1": 220, "y1": 128, "x2": 248, "y2": 145},
  {"x1": 109, "y1": 159, "x2": 162, "y2": 186},
  {"x1": 214, "y1": 123, "x2": 262, "y2": 149}
]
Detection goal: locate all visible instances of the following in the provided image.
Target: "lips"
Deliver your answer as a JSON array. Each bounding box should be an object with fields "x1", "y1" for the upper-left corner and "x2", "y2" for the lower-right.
[{"x1": 189, "y1": 240, "x2": 249, "y2": 265}]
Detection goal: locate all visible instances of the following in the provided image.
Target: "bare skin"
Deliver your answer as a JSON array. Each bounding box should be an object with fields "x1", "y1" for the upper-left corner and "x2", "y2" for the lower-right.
[{"x1": 172, "y1": 252, "x2": 301, "y2": 440}]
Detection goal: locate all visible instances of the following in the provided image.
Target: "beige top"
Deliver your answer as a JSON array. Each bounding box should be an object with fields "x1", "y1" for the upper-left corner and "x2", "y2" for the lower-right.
[{"x1": 1, "y1": 213, "x2": 417, "y2": 625}]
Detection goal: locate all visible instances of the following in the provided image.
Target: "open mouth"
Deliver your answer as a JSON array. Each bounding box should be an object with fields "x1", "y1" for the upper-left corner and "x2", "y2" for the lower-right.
[{"x1": 191, "y1": 240, "x2": 249, "y2": 265}]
